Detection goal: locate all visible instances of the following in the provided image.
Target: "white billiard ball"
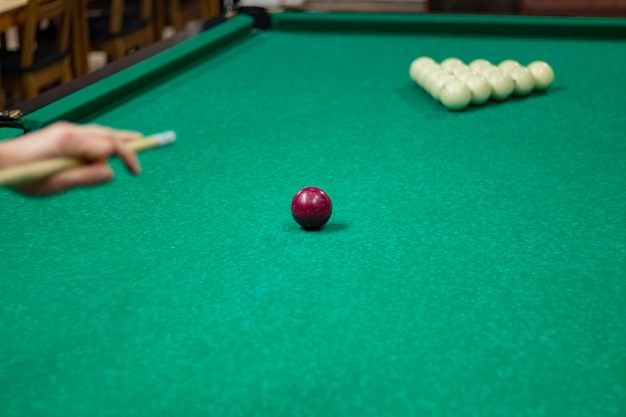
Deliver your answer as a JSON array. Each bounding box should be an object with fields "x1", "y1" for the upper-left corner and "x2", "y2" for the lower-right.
[
  {"x1": 421, "y1": 70, "x2": 440, "y2": 94},
  {"x1": 409, "y1": 62, "x2": 420, "y2": 82},
  {"x1": 508, "y1": 66, "x2": 535, "y2": 96},
  {"x1": 474, "y1": 65, "x2": 501, "y2": 83},
  {"x1": 410, "y1": 56, "x2": 436, "y2": 81},
  {"x1": 498, "y1": 59, "x2": 522, "y2": 73},
  {"x1": 423, "y1": 64, "x2": 445, "y2": 78},
  {"x1": 527, "y1": 61, "x2": 554, "y2": 91},
  {"x1": 485, "y1": 70, "x2": 515, "y2": 101},
  {"x1": 452, "y1": 65, "x2": 473, "y2": 79},
  {"x1": 428, "y1": 73, "x2": 456, "y2": 100},
  {"x1": 465, "y1": 75, "x2": 492, "y2": 105},
  {"x1": 418, "y1": 64, "x2": 442, "y2": 88},
  {"x1": 439, "y1": 80, "x2": 472, "y2": 111},
  {"x1": 454, "y1": 70, "x2": 478, "y2": 82},
  {"x1": 441, "y1": 57, "x2": 466, "y2": 72},
  {"x1": 415, "y1": 65, "x2": 433, "y2": 87},
  {"x1": 469, "y1": 59, "x2": 494, "y2": 72}
]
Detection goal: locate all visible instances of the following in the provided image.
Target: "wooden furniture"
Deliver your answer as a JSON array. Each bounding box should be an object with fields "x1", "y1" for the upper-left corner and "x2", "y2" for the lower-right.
[
  {"x1": 0, "y1": 0, "x2": 73, "y2": 102},
  {"x1": 151, "y1": 0, "x2": 219, "y2": 40},
  {"x1": 168, "y1": 0, "x2": 219, "y2": 31},
  {"x1": 0, "y1": 0, "x2": 90, "y2": 109},
  {"x1": 1, "y1": 1, "x2": 86, "y2": 65},
  {"x1": 88, "y1": 0, "x2": 155, "y2": 62},
  {"x1": 0, "y1": 0, "x2": 34, "y2": 30},
  {"x1": 0, "y1": 0, "x2": 33, "y2": 109},
  {"x1": 72, "y1": 0, "x2": 89, "y2": 76}
]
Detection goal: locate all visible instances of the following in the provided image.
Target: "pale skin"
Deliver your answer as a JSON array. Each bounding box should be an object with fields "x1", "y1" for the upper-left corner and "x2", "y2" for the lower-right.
[{"x1": 0, "y1": 122, "x2": 142, "y2": 196}]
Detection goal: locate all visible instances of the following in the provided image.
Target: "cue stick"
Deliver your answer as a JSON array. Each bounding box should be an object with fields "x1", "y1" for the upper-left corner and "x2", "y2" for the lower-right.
[{"x1": 0, "y1": 131, "x2": 176, "y2": 187}]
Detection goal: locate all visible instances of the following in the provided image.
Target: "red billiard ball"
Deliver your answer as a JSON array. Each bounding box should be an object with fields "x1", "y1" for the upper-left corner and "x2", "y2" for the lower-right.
[{"x1": 291, "y1": 187, "x2": 332, "y2": 230}]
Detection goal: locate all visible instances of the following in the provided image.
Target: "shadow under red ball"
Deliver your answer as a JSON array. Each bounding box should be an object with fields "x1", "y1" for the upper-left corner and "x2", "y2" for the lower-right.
[{"x1": 291, "y1": 187, "x2": 332, "y2": 230}]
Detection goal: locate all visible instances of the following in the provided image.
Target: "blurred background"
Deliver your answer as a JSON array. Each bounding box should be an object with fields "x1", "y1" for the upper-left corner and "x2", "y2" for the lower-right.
[
  {"x1": 237, "y1": 0, "x2": 626, "y2": 15},
  {"x1": 431, "y1": 0, "x2": 625, "y2": 15},
  {"x1": 1, "y1": 0, "x2": 625, "y2": 110}
]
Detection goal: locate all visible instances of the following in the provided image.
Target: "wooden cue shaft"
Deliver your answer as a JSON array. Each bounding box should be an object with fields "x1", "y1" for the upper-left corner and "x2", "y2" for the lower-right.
[{"x1": 0, "y1": 136, "x2": 164, "y2": 187}]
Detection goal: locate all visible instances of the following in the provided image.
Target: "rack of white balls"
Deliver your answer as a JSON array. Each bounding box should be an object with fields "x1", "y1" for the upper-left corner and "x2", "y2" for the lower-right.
[{"x1": 409, "y1": 57, "x2": 554, "y2": 111}]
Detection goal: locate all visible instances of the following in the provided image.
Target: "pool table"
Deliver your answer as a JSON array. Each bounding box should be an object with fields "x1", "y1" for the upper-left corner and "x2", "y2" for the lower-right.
[{"x1": 1, "y1": 10, "x2": 625, "y2": 417}]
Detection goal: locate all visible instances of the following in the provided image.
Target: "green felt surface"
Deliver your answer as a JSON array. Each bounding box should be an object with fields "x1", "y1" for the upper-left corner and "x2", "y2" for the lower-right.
[{"x1": 1, "y1": 12, "x2": 626, "y2": 417}]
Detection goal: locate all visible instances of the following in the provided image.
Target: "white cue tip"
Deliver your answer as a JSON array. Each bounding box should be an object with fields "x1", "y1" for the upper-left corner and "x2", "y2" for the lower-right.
[{"x1": 153, "y1": 131, "x2": 177, "y2": 146}]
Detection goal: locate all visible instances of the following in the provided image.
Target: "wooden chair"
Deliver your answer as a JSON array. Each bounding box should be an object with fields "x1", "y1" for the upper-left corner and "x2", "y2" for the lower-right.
[
  {"x1": 166, "y1": 0, "x2": 219, "y2": 32},
  {"x1": 0, "y1": 0, "x2": 73, "y2": 101},
  {"x1": 88, "y1": 0, "x2": 155, "y2": 63}
]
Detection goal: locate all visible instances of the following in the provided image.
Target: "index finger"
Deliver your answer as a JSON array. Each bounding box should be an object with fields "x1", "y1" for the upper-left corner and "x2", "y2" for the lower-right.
[{"x1": 67, "y1": 125, "x2": 142, "y2": 174}]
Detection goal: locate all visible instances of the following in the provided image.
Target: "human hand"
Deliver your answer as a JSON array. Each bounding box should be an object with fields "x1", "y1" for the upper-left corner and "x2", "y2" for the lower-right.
[{"x1": 0, "y1": 122, "x2": 142, "y2": 195}]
